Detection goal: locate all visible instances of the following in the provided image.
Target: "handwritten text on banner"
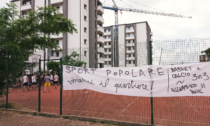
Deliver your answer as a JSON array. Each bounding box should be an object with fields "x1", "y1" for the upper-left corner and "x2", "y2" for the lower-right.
[{"x1": 63, "y1": 62, "x2": 210, "y2": 97}]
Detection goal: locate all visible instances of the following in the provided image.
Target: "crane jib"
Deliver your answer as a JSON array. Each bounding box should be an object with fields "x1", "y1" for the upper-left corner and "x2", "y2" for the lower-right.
[{"x1": 103, "y1": 6, "x2": 118, "y2": 12}]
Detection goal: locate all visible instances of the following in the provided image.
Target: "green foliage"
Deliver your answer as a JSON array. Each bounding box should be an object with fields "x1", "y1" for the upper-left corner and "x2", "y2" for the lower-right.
[
  {"x1": 46, "y1": 51, "x2": 85, "y2": 76},
  {"x1": 63, "y1": 51, "x2": 86, "y2": 67},
  {"x1": 0, "y1": 103, "x2": 15, "y2": 109},
  {"x1": 0, "y1": 3, "x2": 77, "y2": 95},
  {"x1": 46, "y1": 62, "x2": 60, "y2": 74},
  {"x1": 202, "y1": 48, "x2": 210, "y2": 60}
]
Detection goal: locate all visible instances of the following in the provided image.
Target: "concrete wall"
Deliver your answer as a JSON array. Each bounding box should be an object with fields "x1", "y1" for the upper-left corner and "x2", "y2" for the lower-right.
[
  {"x1": 89, "y1": 0, "x2": 97, "y2": 68},
  {"x1": 136, "y1": 23, "x2": 148, "y2": 66},
  {"x1": 118, "y1": 25, "x2": 125, "y2": 67}
]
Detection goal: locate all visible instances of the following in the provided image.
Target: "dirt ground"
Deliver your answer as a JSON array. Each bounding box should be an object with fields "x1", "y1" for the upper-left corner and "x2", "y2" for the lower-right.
[{"x1": 0, "y1": 110, "x2": 115, "y2": 126}]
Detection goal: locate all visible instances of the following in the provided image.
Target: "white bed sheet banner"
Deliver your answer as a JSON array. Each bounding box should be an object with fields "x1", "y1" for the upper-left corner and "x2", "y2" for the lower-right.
[{"x1": 63, "y1": 62, "x2": 210, "y2": 97}]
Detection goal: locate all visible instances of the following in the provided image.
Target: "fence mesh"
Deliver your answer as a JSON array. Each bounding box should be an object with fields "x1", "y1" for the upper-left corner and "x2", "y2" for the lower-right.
[
  {"x1": 1, "y1": 38, "x2": 210, "y2": 126},
  {"x1": 63, "y1": 90, "x2": 151, "y2": 124},
  {"x1": 7, "y1": 81, "x2": 38, "y2": 112},
  {"x1": 152, "y1": 38, "x2": 210, "y2": 126},
  {"x1": 40, "y1": 85, "x2": 60, "y2": 114}
]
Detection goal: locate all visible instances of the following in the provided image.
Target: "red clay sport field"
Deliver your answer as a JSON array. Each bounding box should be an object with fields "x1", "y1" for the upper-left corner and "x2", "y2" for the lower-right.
[{"x1": 1, "y1": 86, "x2": 210, "y2": 126}]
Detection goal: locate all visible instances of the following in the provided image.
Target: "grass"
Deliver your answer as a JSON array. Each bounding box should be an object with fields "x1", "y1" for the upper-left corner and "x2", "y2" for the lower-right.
[{"x1": 0, "y1": 103, "x2": 16, "y2": 109}]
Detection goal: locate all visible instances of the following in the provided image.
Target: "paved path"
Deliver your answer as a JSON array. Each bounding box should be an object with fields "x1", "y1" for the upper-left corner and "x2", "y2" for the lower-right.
[{"x1": 0, "y1": 110, "x2": 114, "y2": 126}]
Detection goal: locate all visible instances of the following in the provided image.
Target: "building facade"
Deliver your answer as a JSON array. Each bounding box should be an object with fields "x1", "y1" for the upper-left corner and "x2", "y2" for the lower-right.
[
  {"x1": 12, "y1": 0, "x2": 105, "y2": 70},
  {"x1": 104, "y1": 22, "x2": 153, "y2": 67}
]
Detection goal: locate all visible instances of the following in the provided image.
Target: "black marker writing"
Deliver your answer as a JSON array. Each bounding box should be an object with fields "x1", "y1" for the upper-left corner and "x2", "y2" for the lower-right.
[
  {"x1": 99, "y1": 78, "x2": 110, "y2": 87},
  {"x1": 176, "y1": 80, "x2": 185, "y2": 85},
  {"x1": 68, "y1": 77, "x2": 94, "y2": 85},
  {"x1": 115, "y1": 80, "x2": 149, "y2": 93},
  {"x1": 192, "y1": 72, "x2": 209, "y2": 81},
  {"x1": 190, "y1": 89, "x2": 203, "y2": 94},
  {"x1": 171, "y1": 84, "x2": 197, "y2": 92},
  {"x1": 157, "y1": 67, "x2": 164, "y2": 76},
  {"x1": 172, "y1": 72, "x2": 190, "y2": 79}
]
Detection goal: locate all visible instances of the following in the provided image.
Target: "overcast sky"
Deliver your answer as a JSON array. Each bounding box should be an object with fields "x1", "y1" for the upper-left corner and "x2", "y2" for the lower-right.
[{"x1": 1, "y1": 0, "x2": 210, "y2": 40}]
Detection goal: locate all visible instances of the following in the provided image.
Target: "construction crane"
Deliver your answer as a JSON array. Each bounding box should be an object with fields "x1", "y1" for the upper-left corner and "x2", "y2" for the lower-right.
[{"x1": 102, "y1": 0, "x2": 192, "y2": 67}]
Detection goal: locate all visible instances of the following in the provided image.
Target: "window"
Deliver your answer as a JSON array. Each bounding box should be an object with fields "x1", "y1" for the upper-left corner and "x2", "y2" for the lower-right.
[
  {"x1": 84, "y1": 27, "x2": 87, "y2": 33},
  {"x1": 84, "y1": 4, "x2": 87, "y2": 10},
  {"x1": 84, "y1": 16, "x2": 87, "y2": 21},
  {"x1": 56, "y1": 52, "x2": 59, "y2": 57},
  {"x1": 84, "y1": 39, "x2": 87, "y2": 44},
  {"x1": 133, "y1": 60, "x2": 135, "y2": 64},
  {"x1": 22, "y1": 12, "x2": 27, "y2": 15},
  {"x1": 51, "y1": 51, "x2": 53, "y2": 56},
  {"x1": 84, "y1": 51, "x2": 87, "y2": 56}
]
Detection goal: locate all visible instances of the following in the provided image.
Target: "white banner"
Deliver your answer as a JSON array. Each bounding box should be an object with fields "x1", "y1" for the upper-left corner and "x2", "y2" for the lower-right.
[{"x1": 63, "y1": 62, "x2": 210, "y2": 97}]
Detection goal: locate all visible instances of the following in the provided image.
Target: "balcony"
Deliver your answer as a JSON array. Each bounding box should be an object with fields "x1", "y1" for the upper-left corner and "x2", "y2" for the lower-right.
[
  {"x1": 126, "y1": 50, "x2": 135, "y2": 53},
  {"x1": 97, "y1": 37, "x2": 104, "y2": 44},
  {"x1": 58, "y1": 8, "x2": 63, "y2": 14},
  {"x1": 104, "y1": 37, "x2": 112, "y2": 42},
  {"x1": 104, "y1": 51, "x2": 111, "y2": 55},
  {"x1": 126, "y1": 28, "x2": 134, "y2": 33},
  {"x1": 97, "y1": 15, "x2": 104, "y2": 24},
  {"x1": 51, "y1": 34, "x2": 63, "y2": 39},
  {"x1": 104, "y1": 45, "x2": 111, "y2": 48},
  {"x1": 21, "y1": 3, "x2": 32, "y2": 11},
  {"x1": 98, "y1": 58, "x2": 105, "y2": 64},
  {"x1": 104, "y1": 31, "x2": 111, "y2": 35},
  {"x1": 104, "y1": 58, "x2": 111, "y2": 61},
  {"x1": 104, "y1": 65, "x2": 112, "y2": 68},
  {"x1": 97, "y1": 5, "x2": 104, "y2": 14},
  {"x1": 126, "y1": 43, "x2": 135, "y2": 47},
  {"x1": 126, "y1": 64, "x2": 136, "y2": 67},
  {"x1": 126, "y1": 57, "x2": 135, "y2": 60},
  {"x1": 97, "y1": 26, "x2": 104, "y2": 34},
  {"x1": 51, "y1": 0, "x2": 63, "y2": 5},
  {"x1": 126, "y1": 36, "x2": 135, "y2": 40},
  {"x1": 97, "y1": 47, "x2": 104, "y2": 53}
]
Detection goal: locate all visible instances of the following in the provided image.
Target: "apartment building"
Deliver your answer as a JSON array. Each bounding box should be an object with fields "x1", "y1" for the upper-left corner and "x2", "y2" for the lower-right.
[
  {"x1": 12, "y1": 0, "x2": 105, "y2": 70},
  {"x1": 104, "y1": 22, "x2": 153, "y2": 67}
]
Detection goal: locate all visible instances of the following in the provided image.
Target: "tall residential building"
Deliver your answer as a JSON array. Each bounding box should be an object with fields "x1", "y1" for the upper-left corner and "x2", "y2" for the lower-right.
[
  {"x1": 104, "y1": 21, "x2": 153, "y2": 67},
  {"x1": 12, "y1": 0, "x2": 104, "y2": 70}
]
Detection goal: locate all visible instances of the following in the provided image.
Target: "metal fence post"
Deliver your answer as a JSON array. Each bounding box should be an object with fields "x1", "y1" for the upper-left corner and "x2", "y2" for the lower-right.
[
  {"x1": 6, "y1": 55, "x2": 9, "y2": 109},
  {"x1": 149, "y1": 40, "x2": 154, "y2": 125},
  {"x1": 38, "y1": 59, "x2": 41, "y2": 112},
  {"x1": 60, "y1": 58, "x2": 63, "y2": 115}
]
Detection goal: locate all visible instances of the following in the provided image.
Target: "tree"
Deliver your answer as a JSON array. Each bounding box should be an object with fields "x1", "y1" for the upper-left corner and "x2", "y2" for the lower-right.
[
  {"x1": 46, "y1": 62, "x2": 60, "y2": 74},
  {"x1": 46, "y1": 51, "x2": 85, "y2": 76},
  {"x1": 202, "y1": 48, "x2": 210, "y2": 61},
  {"x1": 0, "y1": 3, "x2": 77, "y2": 95},
  {"x1": 63, "y1": 51, "x2": 86, "y2": 67}
]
